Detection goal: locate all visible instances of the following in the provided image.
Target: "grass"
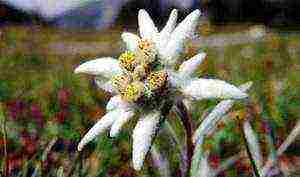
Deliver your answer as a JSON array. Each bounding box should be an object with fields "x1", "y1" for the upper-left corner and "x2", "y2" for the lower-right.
[{"x1": 0, "y1": 24, "x2": 299, "y2": 177}]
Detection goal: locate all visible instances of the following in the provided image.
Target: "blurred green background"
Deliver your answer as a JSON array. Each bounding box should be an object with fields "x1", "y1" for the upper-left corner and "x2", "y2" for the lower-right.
[{"x1": 0, "y1": 6, "x2": 300, "y2": 177}]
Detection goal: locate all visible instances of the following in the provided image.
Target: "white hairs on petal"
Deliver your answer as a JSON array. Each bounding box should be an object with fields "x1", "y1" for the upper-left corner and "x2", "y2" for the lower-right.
[
  {"x1": 132, "y1": 111, "x2": 161, "y2": 170},
  {"x1": 182, "y1": 79, "x2": 248, "y2": 100},
  {"x1": 156, "y1": 9, "x2": 178, "y2": 55},
  {"x1": 178, "y1": 53, "x2": 207, "y2": 76},
  {"x1": 160, "y1": 9, "x2": 178, "y2": 36},
  {"x1": 77, "y1": 109, "x2": 120, "y2": 151},
  {"x1": 162, "y1": 9, "x2": 201, "y2": 66},
  {"x1": 74, "y1": 57, "x2": 122, "y2": 78},
  {"x1": 138, "y1": 9, "x2": 158, "y2": 40},
  {"x1": 95, "y1": 77, "x2": 116, "y2": 94},
  {"x1": 121, "y1": 32, "x2": 140, "y2": 52},
  {"x1": 106, "y1": 95, "x2": 131, "y2": 111},
  {"x1": 193, "y1": 81, "x2": 253, "y2": 143},
  {"x1": 110, "y1": 109, "x2": 135, "y2": 137}
]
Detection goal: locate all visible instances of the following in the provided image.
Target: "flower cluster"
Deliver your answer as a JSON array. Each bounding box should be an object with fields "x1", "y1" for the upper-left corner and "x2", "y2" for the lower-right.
[
  {"x1": 75, "y1": 9, "x2": 248, "y2": 170},
  {"x1": 111, "y1": 39, "x2": 168, "y2": 107}
]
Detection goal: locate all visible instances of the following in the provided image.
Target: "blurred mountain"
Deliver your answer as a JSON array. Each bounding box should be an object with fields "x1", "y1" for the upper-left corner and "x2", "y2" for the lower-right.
[
  {"x1": 0, "y1": 0, "x2": 199, "y2": 29},
  {"x1": 0, "y1": 0, "x2": 126, "y2": 29},
  {"x1": 1, "y1": 0, "x2": 300, "y2": 29}
]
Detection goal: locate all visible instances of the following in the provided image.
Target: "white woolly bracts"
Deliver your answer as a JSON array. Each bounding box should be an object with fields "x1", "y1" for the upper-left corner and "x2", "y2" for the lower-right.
[{"x1": 75, "y1": 8, "x2": 248, "y2": 171}]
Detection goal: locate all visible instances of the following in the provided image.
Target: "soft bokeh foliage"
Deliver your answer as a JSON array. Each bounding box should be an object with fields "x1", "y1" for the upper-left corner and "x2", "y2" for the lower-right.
[{"x1": 0, "y1": 22, "x2": 299, "y2": 177}]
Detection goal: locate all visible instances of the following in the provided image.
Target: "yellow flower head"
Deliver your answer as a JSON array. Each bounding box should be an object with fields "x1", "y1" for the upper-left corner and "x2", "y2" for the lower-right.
[
  {"x1": 147, "y1": 70, "x2": 168, "y2": 91},
  {"x1": 123, "y1": 81, "x2": 145, "y2": 102},
  {"x1": 136, "y1": 39, "x2": 157, "y2": 64},
  {"x1": 119, "y1": 51, "x2": 137, "y2": 71},
  {"x1": 111, "y1": 74, "x2": 131, "y2": 93}
]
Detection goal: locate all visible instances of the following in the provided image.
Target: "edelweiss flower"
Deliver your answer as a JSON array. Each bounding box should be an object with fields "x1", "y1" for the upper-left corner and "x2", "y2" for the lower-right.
[{"x1": 75, "y1": 9, "x2": 248, "y2": 170}]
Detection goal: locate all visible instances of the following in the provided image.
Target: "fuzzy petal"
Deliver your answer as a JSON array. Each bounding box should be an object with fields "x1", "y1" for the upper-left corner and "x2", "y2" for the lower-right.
[
  {"x1": 243, "y1": 120, "x2": 263, "y2": 169},
  {"x1": 156, "y1": 9, "x2": 178, "y2": 54},
  {"x1": 138, "y1": 9, "x2": 158, "y2": 40},
  {"x1": 110, "y1": 109, "x2": 135, "y2": 137},
  {"x1": 74, "y1": 57, "x2": 122, "y2": 78},
  {"x1": 132, "y1": 111, "x2": 161, "y2": 170},
  {"x1": 178, "y1": 53, "x2": 206, "y2": 76},
  {"x1": 77, "y1": 109, "x2": 121, "y2": 151},
  {"x1": 182, "y1": 78, "x2": 248, "y2": 100},
  {"x1": 193, "y1": 81, "x2": 253, "y2": 143},
  {"x1": 121, "y1": 32, "x2": 140, "y2": 51},
  {"x1": 168, "y1": 70, "x2": 192, "y2": 89},
  {"x1": 106, "y1": 95, "x2": 131, "y2": 111},
  {"x1": 161, "y1": 9, "x2": 201, "y2": 66},
  {"x1": 95, "y1": 77, "x2": 116, "y2": 94},
  {"x1": 160, "y1": 9, "x2": 178, "y2": 38}
]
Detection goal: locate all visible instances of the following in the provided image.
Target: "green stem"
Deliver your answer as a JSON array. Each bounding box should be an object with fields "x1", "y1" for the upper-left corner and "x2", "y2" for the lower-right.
[
  {"x1": 1, "y1": 103, "x2": 8, "y2": 177},
  {"x1": 175, "y1": 101, "x2": 194, "y2": 177}
]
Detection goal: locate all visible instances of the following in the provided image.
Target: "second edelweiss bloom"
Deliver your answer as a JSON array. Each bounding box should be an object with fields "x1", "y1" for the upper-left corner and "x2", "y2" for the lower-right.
[{"x1": 75, "y1": 9, "x2": 248, "y2": 171}]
